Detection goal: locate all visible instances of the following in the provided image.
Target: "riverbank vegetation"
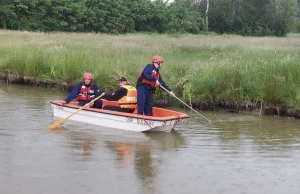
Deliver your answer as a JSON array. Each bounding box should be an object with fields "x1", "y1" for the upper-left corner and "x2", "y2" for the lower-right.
[{"x1": 1, "y1": 30, "x2": 300, "y2": 117}]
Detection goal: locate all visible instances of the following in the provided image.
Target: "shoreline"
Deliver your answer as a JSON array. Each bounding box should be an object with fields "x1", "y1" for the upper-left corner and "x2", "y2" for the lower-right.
[
  {"x1": 0, "y1": 73, "x2": 170, "y2": 107},
  {"x1": 1, "y1": 72, "x2": 299, "y2": 119}
]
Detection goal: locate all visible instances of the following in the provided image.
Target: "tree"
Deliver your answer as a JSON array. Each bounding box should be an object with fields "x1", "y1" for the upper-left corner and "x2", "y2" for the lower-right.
[
  {"x1": 0, "y1": 0, "x2": 297, "y2": 36},
  {"x1": 0, "y1": 1, "x2": 16, "y2": 29},
  {"x1": 205, "y1": 0, "x2": 209, "y2": 30}
]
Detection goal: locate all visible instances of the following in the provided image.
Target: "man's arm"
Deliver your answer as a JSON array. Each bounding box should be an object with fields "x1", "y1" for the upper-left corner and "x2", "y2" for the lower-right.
[
  {"x1": 158, "y1": 76, "x2": 172, "y2": 92},
  {"x1": 141, "y1": 64, "x2": 156, "y2": 82},
  {"x1": 103, "y1": 87, "x2": 127, "y2": 101},
  {"x1": 65, "y1": 83, "x2": 81, "y2": 103}
]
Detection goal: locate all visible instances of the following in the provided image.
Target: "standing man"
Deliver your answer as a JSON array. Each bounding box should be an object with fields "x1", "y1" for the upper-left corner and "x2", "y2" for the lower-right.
[
  {"x1": 136, "y1": 56, "x2": 175, "y2": 116},
  {"x1": 58, "y1": 72, "x2": 102, "y2": 108}
]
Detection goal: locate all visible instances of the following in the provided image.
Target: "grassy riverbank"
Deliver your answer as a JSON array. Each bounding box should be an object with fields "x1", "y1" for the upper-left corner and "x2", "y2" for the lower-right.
[{"x1": 1, "y1": 30, "x2": 300, "y2": 116}]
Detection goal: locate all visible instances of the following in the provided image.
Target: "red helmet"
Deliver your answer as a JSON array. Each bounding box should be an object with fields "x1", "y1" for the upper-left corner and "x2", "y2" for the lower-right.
[
  {"x1": 152, "y1": 56, "x2": 164, "y2": 63},
  {"x1": 83, "y1": 72, "x2": 93, "y2": 80}
]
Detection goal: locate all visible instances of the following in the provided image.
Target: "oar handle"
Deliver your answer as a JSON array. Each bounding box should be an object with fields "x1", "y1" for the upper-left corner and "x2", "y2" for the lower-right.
[
  {"x1": 160, "y1": 85, "x2": 211, "y2": 123},
  {"x1": 64, "y1": 93, "x2": 105, "y2": 120}
]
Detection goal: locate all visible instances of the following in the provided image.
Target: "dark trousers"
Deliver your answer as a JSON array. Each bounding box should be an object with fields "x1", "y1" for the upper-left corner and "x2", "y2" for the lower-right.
[
  {"x1": 103, "y1": 105, "x2": 135, "y2": 113},
  {"x1": 137, "y1": 85, "x2": 153, "y2": 116},
  {"x1": 78, "y1": 100, "x2": 103, "y2": 109}
]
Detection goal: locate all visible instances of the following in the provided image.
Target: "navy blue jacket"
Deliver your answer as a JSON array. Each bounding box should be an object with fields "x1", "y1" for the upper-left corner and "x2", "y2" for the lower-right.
[
  {"x1": 138, "y1": 64, "x2": 172, "y2": 91},
  {"x1": 65, "y1": 82, "x2": 101, "y2": 103},
  {"x1": 102, "y1": 86, "x2": 128, "y2": 101}
]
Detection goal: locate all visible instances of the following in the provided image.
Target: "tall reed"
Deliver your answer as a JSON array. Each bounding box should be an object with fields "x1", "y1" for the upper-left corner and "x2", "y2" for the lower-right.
[{"x1": 1, "y1": 30, "x2": 300, "y2": 109}]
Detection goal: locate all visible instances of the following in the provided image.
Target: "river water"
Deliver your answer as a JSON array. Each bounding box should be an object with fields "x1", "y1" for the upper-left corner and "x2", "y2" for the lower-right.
[{"x1": 1, "y1": 81, "x2": 300, "y2": 194}]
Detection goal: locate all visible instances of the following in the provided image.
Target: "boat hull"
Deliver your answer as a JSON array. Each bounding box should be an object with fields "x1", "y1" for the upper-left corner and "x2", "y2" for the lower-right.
[{"x1": 50, "y1": 101, "x2": 189, "y2": 132}]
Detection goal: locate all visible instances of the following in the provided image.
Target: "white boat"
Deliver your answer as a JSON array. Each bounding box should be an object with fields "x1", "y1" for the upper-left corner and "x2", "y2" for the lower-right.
[{"x1": 50, "y1": 100, "x2": 189, "y2": 132}]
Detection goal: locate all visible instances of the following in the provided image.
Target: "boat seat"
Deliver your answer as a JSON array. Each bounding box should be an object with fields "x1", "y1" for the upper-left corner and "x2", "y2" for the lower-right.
[{"x1": 102, "y1": 99, "x2": 138, "y2": 114}]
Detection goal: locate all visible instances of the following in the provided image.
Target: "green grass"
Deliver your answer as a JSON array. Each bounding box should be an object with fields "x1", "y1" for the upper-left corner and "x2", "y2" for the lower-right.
[{"x1": 1, "y1": 30, "x2": 300, "y2": 110}]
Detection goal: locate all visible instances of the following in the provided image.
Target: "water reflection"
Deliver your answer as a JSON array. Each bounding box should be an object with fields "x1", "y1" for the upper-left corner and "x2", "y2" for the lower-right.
[
  {"x1": 47, "y1": 125, "x2": 187, "y2": 194},
  {"x1": 104, "y1": 131, "x2": 186, "y2": 194},
  {"x1": 0, "y1": 81, "x2": 65, "y2": 110},
  {"x1": 68, "y1": 131, "x2": 96, "y2": 161},
  {"x1": 215, "y1": 116, "x2": 300, "y2": 144},
  {"x1": 134, "y1": 143, "x2": 156, "y2": 194},
  {"x1": 46, "y1": 126, "x2": 96, "y2": 161},
  {"x1": 2, "y1": 81, "x2": 300, "y2": 194},
  {"x1": 190, "y1": 113, "x2": 300, "y2": 158}
]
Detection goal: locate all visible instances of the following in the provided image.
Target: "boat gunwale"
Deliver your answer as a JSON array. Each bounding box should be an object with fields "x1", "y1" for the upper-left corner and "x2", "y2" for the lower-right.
[{"x1": 50, "y1": 101, "x2": 190, "y2": 122}]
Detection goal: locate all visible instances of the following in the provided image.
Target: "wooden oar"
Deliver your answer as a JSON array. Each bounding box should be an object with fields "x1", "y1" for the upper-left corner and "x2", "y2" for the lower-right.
[
  {"x1": 160, "y1": 85, "x2": 211, "y2": 123},
  {"x1": 47, "y1": 94, "x2": 104, "y2": 129}
]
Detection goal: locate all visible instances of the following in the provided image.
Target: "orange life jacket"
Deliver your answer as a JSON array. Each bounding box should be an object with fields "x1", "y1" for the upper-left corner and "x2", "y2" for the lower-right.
[
  {"x1": 118, "y1": 85, "x2": 137, "y2": 109},
  {"x1": 137, "y1": 65, "x2": 160, "y2": 88},
  {"x1": 76, "y1": 83, "x2": 95, "y2": 101}
]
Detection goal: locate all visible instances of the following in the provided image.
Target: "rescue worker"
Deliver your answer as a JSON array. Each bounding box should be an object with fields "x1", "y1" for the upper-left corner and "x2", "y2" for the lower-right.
[
  {"x1": 101, "y1": 77, "x2": 137, "y2": 113},
  {"x1": 58, "y1": 72, "x2": 103, "y2": 108},
  {"x1": 136, "y1": 56, "x2": 175, "y2": 116}
]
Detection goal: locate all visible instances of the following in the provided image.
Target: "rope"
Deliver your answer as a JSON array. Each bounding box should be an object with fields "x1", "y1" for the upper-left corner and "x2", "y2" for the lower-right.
[
  {"x1": 172, "y1": 114, "x2": 182, "y2": 129},
  {"x1": 142, "y1": 114, "x2": 154, "y2": 130},
  {"x1": 141, "y1": 113, "x2": 182, "y2": 132}
]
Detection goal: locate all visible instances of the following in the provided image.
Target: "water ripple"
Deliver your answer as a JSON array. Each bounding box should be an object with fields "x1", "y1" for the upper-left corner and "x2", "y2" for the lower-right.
[{"x1": 1, "y1": 82, "x2": 300, "y2": 194}]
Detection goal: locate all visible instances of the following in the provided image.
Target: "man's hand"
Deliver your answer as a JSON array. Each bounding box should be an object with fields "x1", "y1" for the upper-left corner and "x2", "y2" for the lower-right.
[
  {"x1": 88, "y1": 102, "x2": 94, "y2": 108},
  {"x1": 57, "y1": 100, "x2": 67, "y2": 105},
  {"x1": 155, "y1": 80, "x2": 160, "y2": 87},
  {"x1": 169, "y1": 91, "x2": 176, "y2": 97}
]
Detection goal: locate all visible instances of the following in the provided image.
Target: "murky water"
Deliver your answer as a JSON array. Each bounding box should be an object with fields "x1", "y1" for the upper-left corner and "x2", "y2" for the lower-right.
[{"x1": 1, "y1": 81, "x2": 300, "y2": 194}]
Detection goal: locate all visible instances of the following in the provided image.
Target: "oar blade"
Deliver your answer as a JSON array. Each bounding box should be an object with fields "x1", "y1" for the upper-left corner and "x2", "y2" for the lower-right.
[
  {"x1": 47, "y1": 118, "x2": 66, "y2": 129},
  {"x1": 47, "y1": 94, "x2": 104, "y2": 130}
]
